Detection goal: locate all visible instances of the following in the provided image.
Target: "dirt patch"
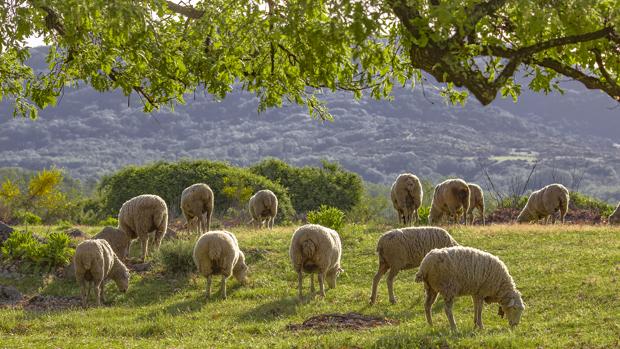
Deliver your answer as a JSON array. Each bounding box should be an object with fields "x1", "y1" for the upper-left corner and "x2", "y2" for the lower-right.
[
  {"x1": 286, "y1": 312, "x2": 398, "y2": 332},
  {"x1": 21, "y1": 294, "x2": 82, "y2": 311}
]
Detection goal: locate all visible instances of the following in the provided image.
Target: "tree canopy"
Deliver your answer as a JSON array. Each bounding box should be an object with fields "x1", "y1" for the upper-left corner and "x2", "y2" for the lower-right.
[{"x1": 2, "y1": 0, "x2": 619, "y2": 119}]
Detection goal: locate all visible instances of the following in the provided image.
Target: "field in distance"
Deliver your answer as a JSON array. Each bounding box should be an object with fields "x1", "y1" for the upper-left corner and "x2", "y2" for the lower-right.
[{"x1": 0, "y1": 224, "x2": 618, "y2": 348}]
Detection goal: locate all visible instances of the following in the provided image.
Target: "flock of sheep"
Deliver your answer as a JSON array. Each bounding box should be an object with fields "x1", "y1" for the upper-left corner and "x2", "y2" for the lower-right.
[{"x1": 73, "y1": 173, "x2": 613, "y2": 332}]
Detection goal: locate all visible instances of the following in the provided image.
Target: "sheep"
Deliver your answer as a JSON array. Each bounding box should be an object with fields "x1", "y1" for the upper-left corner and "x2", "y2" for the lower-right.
[
  {"x1": 74, "y1": 239, "x2": 130, "y2": 307},
  {"x1": 390, "y1": 173, "x2": 424, "y2": 225},
  {"x1": 517, "y1": 183, "x2": 569, "y2": 224},
  {"x1": 181, "y1": 183, "x2": 214, "y2": 234},
  {"x1": 370, "y1": 227, "x2": 459, "y2": 305},
  {"x1": 92, "y1": 227, "x2": 131, "y2": 261},
  {"x1": 466, "y1": 183, "x2": 485, "y2": 225},
  {"x1": 428, "y1": 179, "x2": 470, "y2": 225},
  {"x1": 289, "y1": 224, "x2": 343, "y2": 300},
  {"x1": 192, "y1": 230, "x2": 249, "y2": 299},
  {"x1": 608, "y1": 202, "x2": 620, "y2": 225},
  {"x1": 248, "y1": 189, "x2": 278, "y2": 229},
  {"x1": 415, "y1": 246, "x2": 525, "y2": 331},
  {"x1": 118, "y1": 194, "x2": 168, "y2": 262}
]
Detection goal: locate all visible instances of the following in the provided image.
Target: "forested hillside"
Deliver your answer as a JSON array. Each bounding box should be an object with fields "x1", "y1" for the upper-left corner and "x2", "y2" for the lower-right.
[{"x1": 1, "y1": 48, "x2": 619, "y2": 202}]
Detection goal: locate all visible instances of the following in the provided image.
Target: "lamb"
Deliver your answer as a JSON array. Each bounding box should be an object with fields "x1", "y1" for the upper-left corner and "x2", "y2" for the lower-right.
[
  {"x1": 415, "y1": 246, "x2": 525, "y2": 331},
  {"x1": 74, "y1": 239, "x2": 130, "y2": 307},
  {"x1": 248, "y1": 189, "x2": 278, "y2": 229},
  {"x1": 92, "y1": 227, "x2": 131, "y2": 261},
  {"x1": 608, "y1": 202, "x2": 620, "y2": 225},
  {"x1": 118, "y1": 194, "x2": 168, "y2": 262},
  {"x1": 517, "y1": 183, "x2": 569, "y2": 224},
  {"x1": 428, "y1": 179, "x2": 470, "y2": 225},
  {"x1": 370, "y1": 227, "x2": 459, "y2": 305},
  {"x1": 289, "y1": 224, "x2": 343, "y2": 300},
  {"x1": 466, "y1": 183, "x2": 485, "y2": 225},
  {"x1": 390, "y1": 173, "x2": 424, "y2": 225},
  {"x1": 181, "y1": 183, "x2": 214, "y2": 234},
  {"x1": 192, "y1": 230, "x2": 249, "y2": 299}
]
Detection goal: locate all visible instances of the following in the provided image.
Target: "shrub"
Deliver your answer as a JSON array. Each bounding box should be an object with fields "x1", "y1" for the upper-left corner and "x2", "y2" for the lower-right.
[
  {"x1": 307, "y1": 205, "x2": 345, "y2": 232},
  {"x1": 39, "y1": 232, "x2": 74, "y2": 268},
  {"x1": 98, "y1": 216, "x2": 119, "y2": 227},
  {"x1": 251, "y1": 158, "x2": 363, "y2": 214},
  {"x1": 154, "y1": 239, "x2": 196, "y2": 274},
  {"x1": 55, "y1": 219, "x2": 73, "y2": 230},
  {"x1": 570, "y1": 192, "x2": 614, "y2": 217},
  {"x1": 0, "y1": 231, "x2": 74, "y2": 271},
  {"x1": 417, "y1": 206, "x2": 431, "y2": 225},
  {"x1": 0, "y1": 231, "x2": 41, "y2": 262},
  {"x1": 14, "y1": 211, "x2": 42, "y2": 225}
]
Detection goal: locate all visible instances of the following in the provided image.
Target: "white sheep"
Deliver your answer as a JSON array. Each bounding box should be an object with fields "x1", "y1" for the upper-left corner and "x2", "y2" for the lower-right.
[
  {"x1": 74, "y1": 239, "x2": 130, "y2": 307},
  {"x1": 248, "y1": 189, "x2": 278, "y2": 229},
  {"x1": 466, "y1": 183, "x2": 485, "y2": 225},
  {"x1": 92, "y1": 227, "x2": 131, "y2": 261},
  {"x1": 118, "y1": 194, "x2": 168, "y2": 262},
  {"x1": 428, "y1": 179, "x2": 470, "y2": 225},
  {"x1": 370, "y1": 227, "x2": 459, "y2": 305},
  {"x1": 517, "y1": 183, "x2": 569, "y2": 224},
  {"x1": 415, "y1": 246, "x2": 525, "y2": 331},
  {"x1": 608, "y1": 202, "x2": 620, "y2": 225},
  {"x1": 289, "y1": 224, "x2": 342, "y2": 300},
  {"x1": 390, "y1": 173, "x2": 424, "y2": 225},
  {"x1": 181, "y1": 183, "x2": 214, "y2": 234},
  {"x1": 192, "y1": 231, "x2": 249, "y2": 299}
]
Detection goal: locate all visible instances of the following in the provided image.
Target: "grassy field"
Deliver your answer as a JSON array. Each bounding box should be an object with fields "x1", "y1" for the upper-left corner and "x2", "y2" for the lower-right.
[{"x1": 0, "y1": 224, "x2": 619, "y2": 348}]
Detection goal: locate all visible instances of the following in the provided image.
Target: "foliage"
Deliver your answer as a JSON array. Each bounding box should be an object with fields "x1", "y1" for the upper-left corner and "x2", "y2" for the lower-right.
[
  {"x1": 0, "y1": 231, "x2": 74, "y2": 270},
  {"x1": 347, "y1": 182, "x2": 395, "y2": 224},
  {"x1": 97, "y1": 160, "x2": 295, "y2": 222},
  {"x1": 417, "y1": 205, "x2": 431, "y2": 225},
  {"x1": 98, "y1": 216, "x2": 119, "y2": 227},
  {"x1": 3, "y1": 1, "x2": 619, "y2": 120},
  {"x1": 13, "y1": 211, "x2": 42, "y2": 225},
  {"x1": 251, "y1": 158, "x2": 363, "y2": 214},
  {"x1": 570, "y1": 192, "x2": 614, "y2": 217},
  {"x1": 306, "y1": 205, "x2": 345, "y2": 232},
  {"x1": 153, "y1": 239, "x2": 196, "y2": 274}
]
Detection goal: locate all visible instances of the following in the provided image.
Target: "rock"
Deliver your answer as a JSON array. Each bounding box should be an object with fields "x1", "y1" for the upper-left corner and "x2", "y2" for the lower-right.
[
  {"x1": 129, "y1": 262, "x2": 151, "y2": 272},
  {"x1": 0, "y1": 285, "x2": 23, "y2": 304},
  {"x1": 66, "y1": 229, "x2": 88, "y2": 240},
  {"x1": 60, "y1": 263, "x2": 75, "y2": 279},
  {"x1": 164, "y1": 228, "x2": 178, "y2": 240},
  {"x1": 0, "y1": 221, "x2": 14, "y2": 245}
]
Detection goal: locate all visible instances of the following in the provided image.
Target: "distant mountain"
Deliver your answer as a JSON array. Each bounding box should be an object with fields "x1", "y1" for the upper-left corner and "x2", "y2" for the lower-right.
[{"x1": 1, "y1": 47, "x2": 620, "y2": 201}]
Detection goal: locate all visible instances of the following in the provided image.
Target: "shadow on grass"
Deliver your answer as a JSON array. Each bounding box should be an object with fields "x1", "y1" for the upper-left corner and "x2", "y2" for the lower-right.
[
  {"x1": 237, "y1": 296, "x2": 299, "y2": 322},
  {"x1": 125, "y1": 272, "x2": 192, "y2": 306}
]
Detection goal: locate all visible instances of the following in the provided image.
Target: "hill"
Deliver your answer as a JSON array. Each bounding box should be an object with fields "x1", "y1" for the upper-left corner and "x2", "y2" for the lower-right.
[{"x1": 1, "y1": 47, "x2": 619, "y2": 201}]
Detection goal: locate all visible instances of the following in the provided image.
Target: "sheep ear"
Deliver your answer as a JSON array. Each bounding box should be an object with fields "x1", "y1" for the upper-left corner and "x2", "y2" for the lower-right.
[{"x1": 508, "y1": 298, "x2": 516, "y2": 307}]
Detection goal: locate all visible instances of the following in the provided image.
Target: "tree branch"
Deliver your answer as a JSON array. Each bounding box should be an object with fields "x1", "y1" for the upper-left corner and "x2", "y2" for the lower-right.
[
  {"x1": 460, "y1": 0, "x2": 508, "y2": 39},
  {"x1": 165, "y1": 1, "x2": 205, "y2": 19},
  {"x1": 513, "y1": 27, "x2": 614, "y2": 57},
  {"x1": 592, "y1": 48, "x2": 619, "y2": 89}
]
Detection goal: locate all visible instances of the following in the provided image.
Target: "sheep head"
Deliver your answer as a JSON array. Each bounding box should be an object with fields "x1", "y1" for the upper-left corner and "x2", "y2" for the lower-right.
[{"x1": 499, "y1": 291, "x2": 525, "y2": 328}]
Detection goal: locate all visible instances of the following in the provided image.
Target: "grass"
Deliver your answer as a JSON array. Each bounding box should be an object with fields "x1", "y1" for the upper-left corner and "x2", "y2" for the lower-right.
[{"x1": 1, "y1": 224, "x2": 619, "y2": 348}]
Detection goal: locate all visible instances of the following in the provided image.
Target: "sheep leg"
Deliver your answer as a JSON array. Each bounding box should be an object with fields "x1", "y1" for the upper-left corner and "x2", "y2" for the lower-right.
[
  {"x1": 370, "y1": 263, "x2": 389, "y2": 304},
  {"x1": 473, "y1": 296, "x2": 484, "y2": 329},
  {"x1": 551, "y1": 212, "x2": 557, "y2": 224},
  {"x1": 444, "y1": 296, "x2": 457, "y2": 332},
  {"x1": 297, "y1": 271, "x2": 303, "y2": 300},
  {"x1": 424, "y1": 288, "x2": 438, "y2": 326},
  {"x1": 386, "y1": 269, "x2": 400, "y2": 304},
  {"x1": 480, "y1": 206, "x2": 485, "y2": 226},
  {"x1": 139, "y1": 236, "x2": 149, "y2": 263},
  {"x1": 79, "y1": 279, "x2": 88, "y2": 307},
  {"x1": 318, "y1": 273, "x2": 326, "y2": 297},
  {"x1": 100, "y1": 283, "x2": 106, "y2": 305},
  {"x1": 206, "y1": 213, "x2": 211, "y2": 232},
  {"x1": 310, "y1": 274, "x2": 315, "y2": 294},
  {"x1": 205, "y1": 275, "x2": 212, "y2": 299},
  {"x1": 95, "y1": 282, "x2": 103, "y2": 306},
  {"x1": 220, "y1": 275, "x2": 227, "y2": 299}
]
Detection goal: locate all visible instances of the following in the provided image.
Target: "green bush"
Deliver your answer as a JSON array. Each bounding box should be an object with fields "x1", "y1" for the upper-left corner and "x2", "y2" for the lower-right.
[
  {"x1": 0, "y1": 231, "x2": 41, "y2": 262},
  {"x1": 307, "y1": 205, "x2": 345, "y2": 232},
  {"x1": 98, "y1": 160, "x2": 295, "y2": 222},
  {"x1": 250, "y1": 158, "x2": 363, "y2": 214},
  {"x1": 570, "y1": 192, "x2": 614, "y2": 217},
  {"x1": 417, "y1": 205, "x2": 431, "y2": 225},
  {"x1": 39, "y1": 232, "x2": 74, "y2": 268},
  {"x1": 0, "y1": 231, "x2": 75, "y2": 271},
  {"x1": 55, "y1": 219, "x2": 73, "y2": 230},
  {"x1": 98, "y1": 216, "x2": 119, "y2": 227},
  {"x1": 154, "y1": 239, "x2": 196, "y2": 274},
  {"x1": 14, "y1": 211, "x2": 42, "y2": 225}
]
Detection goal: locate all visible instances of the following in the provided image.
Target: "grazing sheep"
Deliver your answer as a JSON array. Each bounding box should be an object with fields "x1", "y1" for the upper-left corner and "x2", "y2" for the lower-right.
[
  {"x1": 370, "y1": 227, "x2": 459, "y2": 305},
  {"x1": 609, "y1": 202, "x2": 620, "y2": 225},
  {"x1": 74, "y1": 239, "x2": 130, "y2": 307},
  {"x1": 181, "y1": 183, "x2": 214, "y2": 234},
  {"x1": 192, "y1": 231, "x2": 249, "y2": 299},
  {"x1": 248, "y1": 189, "x2": 278, "y2": 229},
  {"x1": 415, "y1": 246, "x2": 525, "y2": 331},
  {"x1": 428, "y1": 179, "x2": 470, "y2": 225},
  {"x1": 390, "y1": 173, "x2": 424, "y2": 225},
  {"x1": 466, "y1": 183, "x2": 485, "y2": 225},
  {"x1": 517, "y1": 183, "x2": 569, "y2": 224},
  {"x1": 289, "y1": 224, "x2": 343, "y2": 300},
  {"x1": 118, "y1": 194, "x2": 168, "y2": 262},
  {"x1": 92, "y1": 227, "x2": 131, "y2": 261}
]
